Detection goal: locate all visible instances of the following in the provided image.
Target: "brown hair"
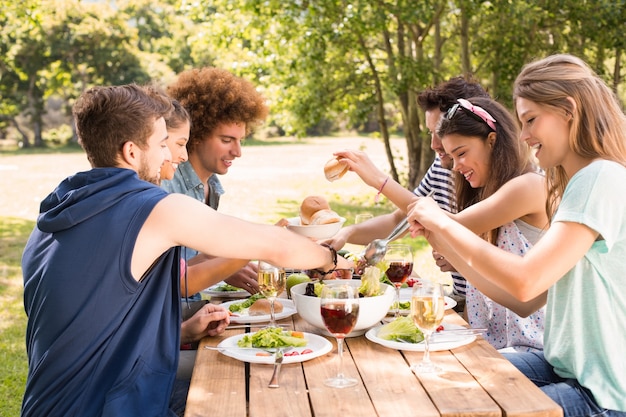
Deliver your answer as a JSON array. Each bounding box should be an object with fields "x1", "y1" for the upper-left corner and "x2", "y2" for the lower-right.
[
  {"x1": 73, "y1": 84, "x2": 173, "y2": 167},
  {"x1": 438, "y1": 96, "x2": 533, "y2": 243},
  {"x1": 166, "y1": 67, "x2": 269, "y2": 154},
  {"x1": 417, "y1": 76, "x2": 489, "y2": 112},
  {"x1": 514, "y1": 54, "x2": 626, "y2": 218}
]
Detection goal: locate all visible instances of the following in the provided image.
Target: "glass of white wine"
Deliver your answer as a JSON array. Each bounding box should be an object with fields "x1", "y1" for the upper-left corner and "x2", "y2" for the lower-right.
[
  {"x1": 410, "y1": 280, "x2": 445, "y2": 374},
  {"x1": 257, "y1": 261, "x2": 286, "y2": 327}
]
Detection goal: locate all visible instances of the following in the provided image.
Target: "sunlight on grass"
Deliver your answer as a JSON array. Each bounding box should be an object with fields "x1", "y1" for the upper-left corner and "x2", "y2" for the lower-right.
[{"x1": 0, "y1": 217, "x2": 32, "y2": 416}]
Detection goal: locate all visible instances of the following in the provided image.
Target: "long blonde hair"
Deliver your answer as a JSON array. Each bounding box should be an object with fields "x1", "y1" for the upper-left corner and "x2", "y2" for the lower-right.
[{"x1": 513, "y1": 54, "x2": 626, "y2": 218}]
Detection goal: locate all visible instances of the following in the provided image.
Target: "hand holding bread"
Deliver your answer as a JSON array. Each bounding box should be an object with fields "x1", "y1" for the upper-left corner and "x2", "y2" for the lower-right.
[{"x1": 324, "y1": 157, "x2": 349, "y2": 182}]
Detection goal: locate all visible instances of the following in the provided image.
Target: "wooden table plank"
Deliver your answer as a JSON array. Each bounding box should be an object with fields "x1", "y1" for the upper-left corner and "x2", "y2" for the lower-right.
[
  {"x1": 452, "y1": 339, "x2": 562, "y2": 417},
  {"x1": 444, "y1": 310, "x2": 562, "y2": 417},
  {"x1": 294, "y1": 315, "x2": 381, "y2": 417},
  {"x1": 185, "y1": 332, "x2": 247, "y2": 417},
  {"x1": 249, "y1": 361, "x2": 312, "y2": 417},
  {"x1": 348, "y1": 335, "x2": 441, "y2": 417}
]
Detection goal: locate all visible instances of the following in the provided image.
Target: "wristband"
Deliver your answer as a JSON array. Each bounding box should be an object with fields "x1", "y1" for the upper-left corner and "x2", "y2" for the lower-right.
[
  {"x1": 308, "y1": 243, "x2": 338, "y2": 279},
  {"x1": 374, "y1": 176, "x2": 389, "y2": 203}
]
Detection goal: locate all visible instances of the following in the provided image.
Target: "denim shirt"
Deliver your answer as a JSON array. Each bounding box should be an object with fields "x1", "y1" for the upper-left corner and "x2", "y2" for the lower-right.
[{"x1": 161, "y1": 161, "x2": 225, "y2": 261}]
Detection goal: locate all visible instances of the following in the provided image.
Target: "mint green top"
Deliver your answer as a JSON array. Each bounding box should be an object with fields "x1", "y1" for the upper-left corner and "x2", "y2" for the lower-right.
[{"x1": 546, "y1": 160, "x2": 626, "y2": 411}]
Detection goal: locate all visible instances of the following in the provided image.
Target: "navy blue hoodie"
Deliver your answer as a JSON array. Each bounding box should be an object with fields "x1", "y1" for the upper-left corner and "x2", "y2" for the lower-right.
[{"x1": 22, "y1": 168, "x2": 180, "y2": 417}]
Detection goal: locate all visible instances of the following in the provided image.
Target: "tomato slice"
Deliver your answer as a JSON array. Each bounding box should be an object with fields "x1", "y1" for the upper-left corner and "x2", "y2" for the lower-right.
[{"x1": 284, "y1": 351, "x2": 300, "y2": 356}]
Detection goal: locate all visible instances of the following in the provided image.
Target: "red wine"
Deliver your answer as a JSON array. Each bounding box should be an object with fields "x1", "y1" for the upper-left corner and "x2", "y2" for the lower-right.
[
  {"x1": 386, "y1": 261, "x2": 413, "y2": 284},
  {"x1": 321, "y1": 303, "x2": 359, "y2": 335}
]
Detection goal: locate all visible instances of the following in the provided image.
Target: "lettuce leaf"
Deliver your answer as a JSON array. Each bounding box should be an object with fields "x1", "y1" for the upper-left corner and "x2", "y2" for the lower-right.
[
  {"x1": 377, "y1": 316, "x2": 424, "y2": 343},
  {"x1": 237, "y1": 327, "x2": 307, "y2": 348},
  {"x1": 228, "y1": 293, "x2": 264, "y2": 313},
  {"x1": 358, "y1": 266, "x2": 383, "y2": 297}
]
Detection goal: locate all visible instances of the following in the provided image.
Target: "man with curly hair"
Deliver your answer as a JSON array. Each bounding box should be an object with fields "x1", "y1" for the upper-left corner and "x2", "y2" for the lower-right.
[{"x1": 163, "y1": 67, "x2": 269, "y2": 297}]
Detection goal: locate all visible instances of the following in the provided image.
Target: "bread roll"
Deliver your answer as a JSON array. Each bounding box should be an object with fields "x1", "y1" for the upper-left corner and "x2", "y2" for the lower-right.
[
  {"x1": 248, "y1": 298, "x2": 284, "y2": 316},
  {"x1": 324, "y1": 158, "x2": 349, "y2": 182},
  {"x1": 309, "y1": 209, "x2": 341, "y2": 225},
  {"x1": 300, "y1": 195, "x2": 331, "y2": 225}
]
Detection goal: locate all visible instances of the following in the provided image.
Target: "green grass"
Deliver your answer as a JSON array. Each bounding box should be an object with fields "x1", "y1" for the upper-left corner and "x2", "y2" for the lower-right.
[{"x1": 0, "y1": 217, "x2": 33, "y2": 416}]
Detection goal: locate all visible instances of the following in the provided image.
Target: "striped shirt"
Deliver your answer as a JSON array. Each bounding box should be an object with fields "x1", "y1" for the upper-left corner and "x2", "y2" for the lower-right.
[{"x1": 413, "y1": 158, "x2": 466, "y2": 296}]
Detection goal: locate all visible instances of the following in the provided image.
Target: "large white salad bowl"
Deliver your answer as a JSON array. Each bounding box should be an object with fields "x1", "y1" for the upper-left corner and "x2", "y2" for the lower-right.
[{"x1": 291, "y1": 279, "x2": 395, "y2": 337}]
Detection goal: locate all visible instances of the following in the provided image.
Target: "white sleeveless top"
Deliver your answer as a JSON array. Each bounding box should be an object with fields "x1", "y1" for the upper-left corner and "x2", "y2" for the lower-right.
[{"x1": 466, "y1": 219, "x2": 546, "y2": 352}]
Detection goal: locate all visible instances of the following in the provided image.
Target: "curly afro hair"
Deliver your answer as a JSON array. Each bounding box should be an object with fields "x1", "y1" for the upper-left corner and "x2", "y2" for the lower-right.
[{"x1": 167, "y1": 67, "x2": 269, "y2": 154}]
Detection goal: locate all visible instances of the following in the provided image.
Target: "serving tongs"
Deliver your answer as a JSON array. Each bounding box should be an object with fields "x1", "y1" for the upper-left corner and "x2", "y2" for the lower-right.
[{"x1": 360, "y1": 190, "x2": 435, "y2": 267}]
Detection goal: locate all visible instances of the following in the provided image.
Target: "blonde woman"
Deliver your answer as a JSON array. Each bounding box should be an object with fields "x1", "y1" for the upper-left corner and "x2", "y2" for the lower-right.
[{"x1": 407, "y1": 54, "x2": 626, "y2": 416}]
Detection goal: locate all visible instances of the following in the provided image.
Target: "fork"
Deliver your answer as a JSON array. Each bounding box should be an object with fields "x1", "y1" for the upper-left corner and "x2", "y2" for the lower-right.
[{"x1": 268, "y1": 347, "x2": 293, "y2": 388}]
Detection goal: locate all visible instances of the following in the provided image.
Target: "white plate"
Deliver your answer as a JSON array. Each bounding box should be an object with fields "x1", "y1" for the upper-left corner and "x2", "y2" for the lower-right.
[
  {"x1": 216, "y1": 332, "x2": 332, "y2": 364},
  {"x1": 202, "y1": 281, "x2": 251, "y2": 299},
  {"x1": 365, "y1": 322, "x2": 476, "y2": 351},
  {"x1": 389, "y1": 294, "x2": 457, "y2": 315},
  {"x1": 222, "y1": 299, "x2": 297, "y2": 324}
]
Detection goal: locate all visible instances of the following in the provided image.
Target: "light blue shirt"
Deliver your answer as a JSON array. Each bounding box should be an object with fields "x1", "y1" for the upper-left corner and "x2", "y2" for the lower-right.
[{"x1": 546, "y1": 160, "x2": 626, "y2": 411}]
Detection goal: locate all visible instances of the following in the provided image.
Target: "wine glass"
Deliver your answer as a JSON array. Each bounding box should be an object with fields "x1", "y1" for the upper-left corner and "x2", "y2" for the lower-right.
[
  {"x1": 410, "y1": 281, "x2": 445, "y2": 374},
  {"x1": 257, "y1": 261, "x2": 286, "y2": 327},
  {"x1": 320, "y1": 283, "x2": 360, "y2": 388},
  {"x1": 384, "y1": 244, "x2": 414, "y2": 318}
]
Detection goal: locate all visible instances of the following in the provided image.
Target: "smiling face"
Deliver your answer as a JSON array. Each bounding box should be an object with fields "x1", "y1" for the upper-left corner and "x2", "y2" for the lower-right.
[
  {"x1": 161, "y1": 120, "x2": 190, "y2": 181},
  {"x1": 138, "y1": 117, "x2": 171, "y2": 185},
  {"x1": 188, "y1": 121, "x2": 246, "y2": 181},
  {"x1": 442, "y1": 133, "x2": 494, "y2": 188},
  {"x1": 425, "y1": 109, "x2": 453, "y2": 169},
  {"x1": 516, "y1": 97, "x2": 573, "y2": 173}
]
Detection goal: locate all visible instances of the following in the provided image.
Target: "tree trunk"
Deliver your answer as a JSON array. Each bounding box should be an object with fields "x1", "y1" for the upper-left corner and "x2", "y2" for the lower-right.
[{"x1": 11, "y1": 117, "x2": 31, "y2": 148}]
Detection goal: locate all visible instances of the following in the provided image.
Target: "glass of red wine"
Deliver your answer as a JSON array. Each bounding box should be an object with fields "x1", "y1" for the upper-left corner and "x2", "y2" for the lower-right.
[
  {"x1": 385, "y1": 244, "x2": 414, "y2": 318},
  {"x1": 320, "y1": 283, "x2": 360, "y2": 388}
]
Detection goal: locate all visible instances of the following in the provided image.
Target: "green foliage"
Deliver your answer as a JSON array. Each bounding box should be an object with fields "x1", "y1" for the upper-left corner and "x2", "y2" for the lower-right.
[
  {"x1": 0, "y1": 217, "x2": 33, "y2": 416},
  {"x1": 1, "y1": 0, "x2": 625, "y2": 172}
]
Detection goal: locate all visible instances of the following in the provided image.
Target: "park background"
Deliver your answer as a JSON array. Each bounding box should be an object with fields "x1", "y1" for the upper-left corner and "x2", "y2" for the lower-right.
[{"x1": 2, "y1": 0, "x2": 626, "y2": 415}]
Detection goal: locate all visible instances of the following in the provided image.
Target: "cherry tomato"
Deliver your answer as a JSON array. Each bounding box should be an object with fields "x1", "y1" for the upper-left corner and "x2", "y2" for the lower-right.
[{"x1": 406, "y1": 278, "x2": 419, "y2": 287}]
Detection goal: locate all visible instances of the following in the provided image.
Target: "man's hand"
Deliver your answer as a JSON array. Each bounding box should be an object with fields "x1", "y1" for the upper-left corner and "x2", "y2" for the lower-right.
[
  {"x1": 432, "y1": 250, "x2": 457, "y2": 273},
  {"x1": 180, "y1": 304, "x2": 231, "y2": 345},
  {"x1": 225, "y1": 262, "x2": 259, "y2": 294}
]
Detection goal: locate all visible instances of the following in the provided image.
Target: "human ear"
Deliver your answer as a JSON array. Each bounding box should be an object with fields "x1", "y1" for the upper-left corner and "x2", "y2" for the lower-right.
[
  {"x1": 120, "y1": 141, "x2": 139, "y2": 167},
  {"x1": 487, "y1": 131, "x2": 497, "y2": 148}
]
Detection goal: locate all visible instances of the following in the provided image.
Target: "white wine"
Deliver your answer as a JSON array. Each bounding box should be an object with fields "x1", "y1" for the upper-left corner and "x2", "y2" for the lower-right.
[
  {"x1": 258, "y1": 270, "x2": 286, "y2": 298},
  {"x1": 411, "y1": 296, "x2": 445, "y2": 332}
]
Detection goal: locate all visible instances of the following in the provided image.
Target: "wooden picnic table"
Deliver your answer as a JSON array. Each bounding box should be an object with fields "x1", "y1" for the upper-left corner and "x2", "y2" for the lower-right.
[{"x1": 184, "y1": 307, "x2": 562, "y2": 417}]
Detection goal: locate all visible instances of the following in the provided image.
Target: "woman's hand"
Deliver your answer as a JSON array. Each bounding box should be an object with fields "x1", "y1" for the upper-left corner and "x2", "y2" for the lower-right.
[
  {"x1": 407, "y1": 196, "x2": 446, "y2": 238},
  {"x1": 333, "y1": 149, "x2": 387, "y2": 189}
]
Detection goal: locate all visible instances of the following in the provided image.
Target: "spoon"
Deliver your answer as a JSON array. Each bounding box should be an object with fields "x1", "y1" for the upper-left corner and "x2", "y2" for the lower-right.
[{"x1": 361, "y1": 190, "x2": 435, "y2": 266}]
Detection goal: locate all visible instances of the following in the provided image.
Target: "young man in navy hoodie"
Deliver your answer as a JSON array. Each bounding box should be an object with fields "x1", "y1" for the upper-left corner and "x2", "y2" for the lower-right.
[{"x1": 21, "y1": 84, "x2": 349, "y2": 417}]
